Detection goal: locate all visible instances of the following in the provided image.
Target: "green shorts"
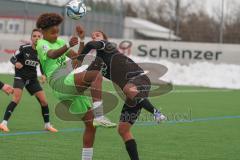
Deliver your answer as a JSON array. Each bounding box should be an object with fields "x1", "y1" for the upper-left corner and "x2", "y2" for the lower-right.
[{"x1": 49, "y1": 71, "x2": 91, "y2": 114}]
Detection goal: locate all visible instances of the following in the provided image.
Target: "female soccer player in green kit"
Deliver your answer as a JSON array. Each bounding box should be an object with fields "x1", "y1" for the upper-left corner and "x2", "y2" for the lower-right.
[{"x1": 36, "y1": 13, "x2": 116, "y2": 160}]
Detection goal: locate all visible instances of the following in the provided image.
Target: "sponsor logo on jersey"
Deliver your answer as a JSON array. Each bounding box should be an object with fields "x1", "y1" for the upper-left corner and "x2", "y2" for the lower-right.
[{"x1": 25, "y1": 60, "x2": 39, "y2": 67}]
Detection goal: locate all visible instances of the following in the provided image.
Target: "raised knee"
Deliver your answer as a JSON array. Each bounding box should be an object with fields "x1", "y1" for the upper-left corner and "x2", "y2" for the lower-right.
[
  {"x1": 13, "y1": 96, "x2": 21, "y2": 104},
  {"x1": 123, "y1": 86, "x2": 138, "y2": 100}
]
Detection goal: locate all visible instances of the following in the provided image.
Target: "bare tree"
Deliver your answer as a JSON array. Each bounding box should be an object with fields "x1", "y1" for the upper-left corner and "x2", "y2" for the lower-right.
[
  {"x1": 122, "y1": 0, "x2": 240, "y2": 43},
  {"x1": 124, "y1": 2, "x2": 138, "y2": 17},
  {"x1": 180, "y1": 10, "x2": 219, "y2": 42},
  {"x1": 224, "y1": 2, "x2": 240, "y2": 43}
]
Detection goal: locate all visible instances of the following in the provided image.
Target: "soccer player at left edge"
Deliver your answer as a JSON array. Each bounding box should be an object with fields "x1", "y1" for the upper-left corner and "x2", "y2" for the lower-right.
[
  {"x1": 0, "y1": 81, "x2": 13, "y2": 95},
  {"x1": 0, "y1": 29, "x2": 58, "y2": 133}
]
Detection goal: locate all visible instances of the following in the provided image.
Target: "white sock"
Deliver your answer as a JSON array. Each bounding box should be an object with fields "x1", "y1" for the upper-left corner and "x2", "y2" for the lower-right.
[
  {"x1": 44, "y1": 122, "x2": 51, "y2": 128},
  {"x1": 92, "y1": 101, "x2": 104, "y2": 119},
  {"x1": 1, "y1": 120, "x2": 8, "y2": 126},
  {"x1": 82, "y1": 148, "x2": 93, "y2": 160}
]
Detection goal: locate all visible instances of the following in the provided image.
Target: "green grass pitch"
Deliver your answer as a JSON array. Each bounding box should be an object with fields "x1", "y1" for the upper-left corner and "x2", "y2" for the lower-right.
[{"x1": 0, "y1": 74, "x2": 240, "y2": 160}]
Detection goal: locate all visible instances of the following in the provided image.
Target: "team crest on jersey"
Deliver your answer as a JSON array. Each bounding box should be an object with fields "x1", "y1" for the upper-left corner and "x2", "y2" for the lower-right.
[{"x1": 42, "y1": 45, "x2": 49, "y2": 52}]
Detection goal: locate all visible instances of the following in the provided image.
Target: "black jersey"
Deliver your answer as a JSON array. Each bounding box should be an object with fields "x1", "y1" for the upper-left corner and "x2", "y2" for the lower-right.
[
  {"x1": 10, "y1": 44, "x2": 40, "y2": 80},
  {"x1": 79, "y1": 40, "x2": 144, "y2": 89}
]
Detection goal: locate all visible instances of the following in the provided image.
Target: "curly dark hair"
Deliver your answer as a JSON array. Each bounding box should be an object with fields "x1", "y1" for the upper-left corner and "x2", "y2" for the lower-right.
[{"x1": 36, "y1": 13, "x2": 63, "y2": 30}]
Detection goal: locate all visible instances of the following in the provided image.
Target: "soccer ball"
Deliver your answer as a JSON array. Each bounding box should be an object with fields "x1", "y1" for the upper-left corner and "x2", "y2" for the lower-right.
[{"x1": 66, "y1": 0, "x2": 87, "y2": 20}]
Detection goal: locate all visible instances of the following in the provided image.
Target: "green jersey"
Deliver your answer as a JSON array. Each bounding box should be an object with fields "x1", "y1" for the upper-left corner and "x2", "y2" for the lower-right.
[
  {"x1": 36, "y1": 38, "x2": 91, "y2": 114},
  {"x1": 36, "y1": 38, "x2": 67, "y2": 79}
]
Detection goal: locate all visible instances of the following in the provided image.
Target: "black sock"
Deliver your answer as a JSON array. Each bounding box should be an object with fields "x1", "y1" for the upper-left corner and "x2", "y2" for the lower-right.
[
  {"x1": 137, "y1": 99, "x2": 156, "y2": 114},
  {"x1": 3, "y1": 101, "x2": 17, "y2": 121},
  {"x1": 41, "y1": 106, "x2": 49, "y2": 123},
  {"x1": 125, "y1": 139, "x2": 139, "y2": 160}
]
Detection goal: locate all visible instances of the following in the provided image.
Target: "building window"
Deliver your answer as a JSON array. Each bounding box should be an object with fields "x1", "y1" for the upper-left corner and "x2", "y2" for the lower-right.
[
  {"x1": 7, "y1": 21, "x2": 20, "y2": 33},
  {"x1": 0, "y1": 21, "x2": 5, "y2": 32}
]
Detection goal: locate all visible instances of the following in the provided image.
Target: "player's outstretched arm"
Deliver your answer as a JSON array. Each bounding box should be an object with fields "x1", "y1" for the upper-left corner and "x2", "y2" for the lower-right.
[
  {"x1": 47, "y1": 37, "x2": 78, "y2": 59},
  {"x1": 67, "y1": 25, "x2": 86, "y2": 58},
  {"x1": 76, "y1": 25, "x2": 85, "y2": 55},
  {"x1": 66, "y1": 25, "x2": 86, "y2": 68},
  {"x1": 77, "y1": 41, "x2": 105, "y2": 63}
]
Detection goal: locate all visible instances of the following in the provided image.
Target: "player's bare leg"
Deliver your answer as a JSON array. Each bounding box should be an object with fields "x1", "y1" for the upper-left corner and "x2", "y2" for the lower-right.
[
  {"x1": 0, "y1": 88, "x2": 22, "y2": 132},
  {"x1": 35, "y1": 91, "x2": 58, "y2": 132},
  {"x1": 123, "y1": 83, "x2": 166, "y2": 123},
  {"x1": 118, "y1": 122, "x2": 139, "y2": 160},
  {"x1": 81, "y1": 109, "x2": 96, "y2": 160},
  {"x1": 74, "y1": 71, "x2": 116, "y2": 128}
]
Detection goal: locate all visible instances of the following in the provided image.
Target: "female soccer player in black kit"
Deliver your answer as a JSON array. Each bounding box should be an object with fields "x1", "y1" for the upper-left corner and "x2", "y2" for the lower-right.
[
  {"x1": 0, "y1": 81, "x2": 13, "y2": 95},
  {"x1": 0, "y1": 29, "x2": 57, "y2": 133},
  {"x1": 77, "y1": 30, "x2": 167, "y2": 160}
]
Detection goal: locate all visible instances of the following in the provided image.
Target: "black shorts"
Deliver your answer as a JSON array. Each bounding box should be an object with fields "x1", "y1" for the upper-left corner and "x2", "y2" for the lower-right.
[
  {"x1": 13, "y1": 77, "x2": 42, "y2": 96},
  {"x1": 120, "y1": 103, "x2": 142, "y2": 125},
  {"x1": 119, "y1": 75, "x2": 151, "y2": 125}
]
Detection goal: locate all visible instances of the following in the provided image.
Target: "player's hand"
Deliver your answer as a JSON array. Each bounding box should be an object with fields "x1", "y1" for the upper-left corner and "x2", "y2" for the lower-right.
[
  {"x1": 40, "y1": 75, "x2": 47, "y2": 84},
  {"x1": 71, "y1": 59, "x2": 82, "y2": 69},
  {"x1": 15, "y1": 62, "x2": 23, "y2": 69},
  {"x1": 68, "y1": 49, "x2": 78, "y2": 58},
  {"x1": 69, "y1": 36, "x2": 79, "y2": 47},
  {"x1": 2, "y1": 84, "x2": 14, "y2": 95},
  {"x1": 76, "y1": 25, "x2": 85, "y2": 40}
]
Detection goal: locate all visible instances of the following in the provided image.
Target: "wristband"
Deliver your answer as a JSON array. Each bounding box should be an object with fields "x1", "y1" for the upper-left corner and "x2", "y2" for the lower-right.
[{"x1": 80, "y1": 39, "x2": 85, "y2": 43}]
